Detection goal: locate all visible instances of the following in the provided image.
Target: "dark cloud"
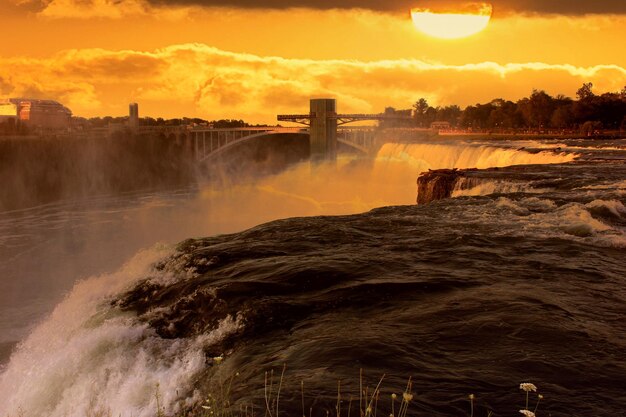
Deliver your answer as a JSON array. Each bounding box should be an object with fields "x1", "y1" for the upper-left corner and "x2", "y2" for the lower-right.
[
  {"x1": 491, "y1": 0, "x2": 626, "y2": 15},
  {"x1": 150, "y1": 0, "x2": 626, "y2": 15}
]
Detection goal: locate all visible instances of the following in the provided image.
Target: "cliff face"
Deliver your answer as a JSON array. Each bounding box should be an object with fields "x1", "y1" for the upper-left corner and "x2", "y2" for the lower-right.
[
  {"x1": 0, "y1": 132, "x2": 310, "y2": 211},
  {"x1": 416, "y1": 169, "x2": 464, "y2": 205},
  {"x1": 0, "y1": 134, "x2": 196, "y2": 211}
]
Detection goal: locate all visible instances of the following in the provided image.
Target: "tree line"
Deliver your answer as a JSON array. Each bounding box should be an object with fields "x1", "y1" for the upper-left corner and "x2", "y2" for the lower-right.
[
  {"x1": 384, "y1": 83, "x2": 626, "y2": 133},
  {"x1": 71, "y1": 116, "x2": 267, "y2": 129}
]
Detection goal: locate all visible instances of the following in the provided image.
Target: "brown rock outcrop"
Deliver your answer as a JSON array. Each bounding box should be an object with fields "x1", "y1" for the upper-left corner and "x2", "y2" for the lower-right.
[{"x1": 416, "y1": 169, "x2": 464, "y2": 204}]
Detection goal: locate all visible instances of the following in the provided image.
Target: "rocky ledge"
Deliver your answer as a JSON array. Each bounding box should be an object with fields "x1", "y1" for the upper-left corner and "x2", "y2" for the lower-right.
[
  {"x1": 415, "y1": 161, "x2": 595, "y2": 204},
  {"x1": 416, "y1": 169, "x2": 465, "y2": 205}
]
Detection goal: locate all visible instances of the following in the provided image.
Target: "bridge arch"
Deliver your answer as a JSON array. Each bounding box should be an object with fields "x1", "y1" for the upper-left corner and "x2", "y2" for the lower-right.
[{"x1": 194, "y1": 129, "x2": 309, "y2": 163}]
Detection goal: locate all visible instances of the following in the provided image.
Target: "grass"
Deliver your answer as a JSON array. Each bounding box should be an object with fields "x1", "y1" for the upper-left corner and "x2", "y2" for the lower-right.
[
  {"x1": 182, "y1": 367, "x2": 545, "y2": 417},
  {"x1": 3, "y1": 367, "x2": 545, "y2": 417}
]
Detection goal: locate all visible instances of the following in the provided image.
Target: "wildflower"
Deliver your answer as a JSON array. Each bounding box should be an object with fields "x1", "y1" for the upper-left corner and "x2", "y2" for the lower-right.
[
  {"x1": 213, "y1": 355, "x2": 224, "y2": 364},
  {"x1": 202, "y1": 406, "x2": 211, "y2": 410},
  {"x1": 533, "y1": 393, "x2": 544, "y2": 414},
  {"x1": 469, "y1": 394, "x2": 475, "y2": 400},
  {"x1": 519, "y1": 410, "x2": 536, "y2": 417},
  {"x1": 391, "y1": 393, "x2": 397, "y2": 400},
  {"x1": 519, "y1": 383, "x2": 537, "y2": 392},
  {"x1": 402, "y1": 393, "x2": 413, "y2": 402}
]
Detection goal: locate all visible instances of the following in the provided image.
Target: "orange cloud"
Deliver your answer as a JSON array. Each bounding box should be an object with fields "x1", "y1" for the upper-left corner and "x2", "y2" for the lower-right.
[{"x1": 1, "y1": 44, "x2": 624, "y2": 122}]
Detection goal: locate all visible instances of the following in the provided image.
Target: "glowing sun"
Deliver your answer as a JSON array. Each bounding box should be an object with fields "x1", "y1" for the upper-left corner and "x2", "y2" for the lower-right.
[{"x1": 411, "y1": 3, "x2": 493, "y2": 39}]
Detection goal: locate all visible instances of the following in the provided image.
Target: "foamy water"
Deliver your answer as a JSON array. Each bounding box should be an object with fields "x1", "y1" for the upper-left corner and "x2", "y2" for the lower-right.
[
  {"x1": 447, "y1": 195, "x2": 626, "y2": 249},
  {"x1": 451, "y1": 179, "x2": 551, "y2": 197},
  {"x1": 0, "y1": 246, "x2": 245, "y2": 417}
]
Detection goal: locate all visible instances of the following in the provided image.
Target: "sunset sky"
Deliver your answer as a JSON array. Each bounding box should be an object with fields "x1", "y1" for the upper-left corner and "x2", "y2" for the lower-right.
[{"x1": 1, "y1": 0, "x2": 625, "y2": 122}]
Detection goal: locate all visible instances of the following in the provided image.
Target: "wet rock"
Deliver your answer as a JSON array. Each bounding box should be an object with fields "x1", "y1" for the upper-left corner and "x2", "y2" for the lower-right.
[{"x1": 416, "y1": 169, "x2": 464, "y2": 204}]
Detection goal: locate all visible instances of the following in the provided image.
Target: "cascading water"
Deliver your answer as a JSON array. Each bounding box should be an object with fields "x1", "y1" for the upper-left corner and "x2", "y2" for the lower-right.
[
  {"x1": 2, "y1": 138, "x2": 624, "y2": 417},
  {"x1": 0, "y1": 246, "x2": 225, "y2": 417},
  {"x1": 373, "y1": 141, "x2": 576, "y2": 203},
  {"x1": 374, "y1": 141, "x2": 576, "y2": 171}
]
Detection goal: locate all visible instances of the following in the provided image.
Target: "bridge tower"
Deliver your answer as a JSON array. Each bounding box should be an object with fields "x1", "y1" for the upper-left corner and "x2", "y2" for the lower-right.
[
  {"x1": 309, "y1": 98, "x2": 337, "y2": 162},
  {"x1": 129, "y1": 103, "x2": 139, "y2": 129}
]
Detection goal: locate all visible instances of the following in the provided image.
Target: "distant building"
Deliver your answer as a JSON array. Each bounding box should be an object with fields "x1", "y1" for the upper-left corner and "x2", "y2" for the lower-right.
[
  {"x1": 129, "y1": 103, "x2": 139, "y2": 128},
  {"x1": 430, "y1": 121, "x2": 451, "y2": 130},
  {"x1": 0, "y1": 98, "x2": 71, "y2": 130}
]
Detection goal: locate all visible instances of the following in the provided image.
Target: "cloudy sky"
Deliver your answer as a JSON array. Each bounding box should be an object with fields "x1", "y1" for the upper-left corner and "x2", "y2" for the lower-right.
[{"x1": 1, "y1": 0, "x2": 625, "y2": 121}]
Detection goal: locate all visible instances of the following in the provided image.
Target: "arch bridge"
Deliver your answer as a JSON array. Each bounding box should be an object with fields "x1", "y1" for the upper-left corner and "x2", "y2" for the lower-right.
[
  {"x1": 191, "y1": 98, "x2": 414, "y2": 163},
  {"x1": 191, "y1": 126, "x2": 378, "y2": 163}
]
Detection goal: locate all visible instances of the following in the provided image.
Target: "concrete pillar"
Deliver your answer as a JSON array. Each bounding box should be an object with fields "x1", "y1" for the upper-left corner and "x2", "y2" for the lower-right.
[
  {"x1": 309, "y1": 98, "x2": 337, "y2": 162},
  {"x1": 129, "y1": 103, "x2": 139, "y2": 129}
]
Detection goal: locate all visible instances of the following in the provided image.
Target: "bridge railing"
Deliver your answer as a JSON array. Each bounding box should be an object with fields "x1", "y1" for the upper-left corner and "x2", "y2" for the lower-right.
[
  {"x1": 277, "y1": 113, "x2": 414, "y2": 126},
  {"x1": 191, "y1": 126, "x2": 305, "y2": 133}
]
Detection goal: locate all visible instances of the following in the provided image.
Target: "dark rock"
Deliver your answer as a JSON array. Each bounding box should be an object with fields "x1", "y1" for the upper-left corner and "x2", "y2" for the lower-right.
[{"x1": 416, "y1": 169, "x2": 464, "y2": 205}]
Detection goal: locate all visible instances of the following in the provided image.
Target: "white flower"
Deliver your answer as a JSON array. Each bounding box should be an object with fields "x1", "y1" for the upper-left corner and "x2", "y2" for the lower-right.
[
  {"x1": 391, "y1": 393, "x2": 397, "y2": 400},
  {"x1": 519, "y1": 383, "x2": 537, "y2": 392},
  {"x1": 469, "y1": 394, "x2": 475, "y2": 400},
  {"x1": 519, "y1": 410, "x2": 536, "y2": 417}
]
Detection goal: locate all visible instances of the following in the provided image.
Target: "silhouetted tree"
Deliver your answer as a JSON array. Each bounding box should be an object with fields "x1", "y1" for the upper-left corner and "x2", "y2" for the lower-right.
[
  {"x1": 435, "y1": 105, "x2": 462, "y2": 127},
  {"x1": 380, "y1": 107, "x2": 413, "y2": 128},
  {"x1": 413, "y1": 98, "x2": 429, "y2": 127},
  {"x1": 211, "y1": 119, "x2": 249, "y2": 128},
  {"x1": 551, "y1": 105, "x2": 574, "y2": 128},
  {"x1": 517, "y1": 90, "x2": 556, "y2": 128},
  {"x1": 576, "y1": 82, "x2": 594, "y2": 101}
]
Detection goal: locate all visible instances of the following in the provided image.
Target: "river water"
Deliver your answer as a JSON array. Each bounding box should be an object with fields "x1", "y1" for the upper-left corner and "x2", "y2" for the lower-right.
[{"x1": 0, "y1": 137, "x2": 625, "y2": 417}]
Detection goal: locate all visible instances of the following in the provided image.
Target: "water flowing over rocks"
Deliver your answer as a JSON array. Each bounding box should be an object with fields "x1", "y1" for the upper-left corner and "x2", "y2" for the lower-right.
[{"x1": 415, "y1": 159, "x2": 613, "y2": 204}]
